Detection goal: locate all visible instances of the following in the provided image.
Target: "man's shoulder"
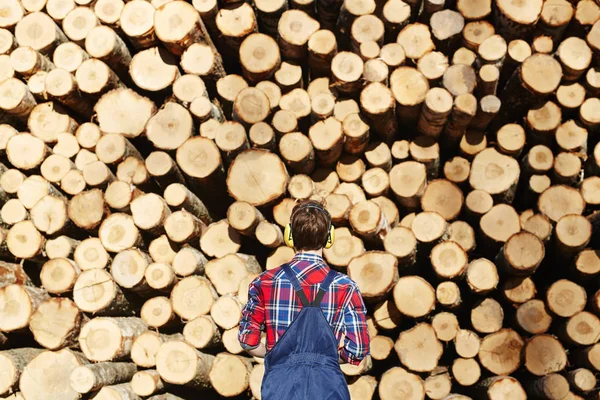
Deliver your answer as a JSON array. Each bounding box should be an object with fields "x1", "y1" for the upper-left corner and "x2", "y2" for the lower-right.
[{"x1": 330, "y1": 271, "x2": 359, "y2": 291}]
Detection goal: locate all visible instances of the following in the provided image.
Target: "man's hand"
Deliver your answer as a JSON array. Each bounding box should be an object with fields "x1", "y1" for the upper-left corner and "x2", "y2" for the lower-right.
[{"x1": 246, "y1": 342, "x2": 267, "y2": 358}]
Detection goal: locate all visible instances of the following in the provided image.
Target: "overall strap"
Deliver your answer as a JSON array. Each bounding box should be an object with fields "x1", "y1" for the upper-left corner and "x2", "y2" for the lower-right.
[
  {"x1": 311, "y1": 269, "x2": 337, "y2": 306},
  {"x1": 281, "y1": 264, "x2": 310, "y2": 306}
]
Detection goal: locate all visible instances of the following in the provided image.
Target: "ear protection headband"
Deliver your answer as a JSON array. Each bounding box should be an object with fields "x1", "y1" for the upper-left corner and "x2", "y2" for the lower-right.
[{"x1": 284, "y1": 203, "x2": 335, "y2": 249}]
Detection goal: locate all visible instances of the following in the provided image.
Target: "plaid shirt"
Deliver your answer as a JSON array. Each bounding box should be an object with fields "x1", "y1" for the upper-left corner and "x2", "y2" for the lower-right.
[{"x1": 238, "y1": 252, "x2": 370, "y2": 365}]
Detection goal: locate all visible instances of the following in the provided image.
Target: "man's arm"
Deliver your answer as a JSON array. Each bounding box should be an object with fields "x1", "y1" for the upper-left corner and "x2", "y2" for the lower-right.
[
  {"x1": 238, "y1": 277, "x2": 266, "y2": 357},
  {"x1": 339, "y1": 284, "x2": 370, "y2": 366}
]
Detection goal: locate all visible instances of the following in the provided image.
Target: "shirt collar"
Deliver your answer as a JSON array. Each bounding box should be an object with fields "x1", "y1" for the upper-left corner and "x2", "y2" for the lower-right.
[{"x1": 293, "y1": 252, "x2": 324, "y2": 263}]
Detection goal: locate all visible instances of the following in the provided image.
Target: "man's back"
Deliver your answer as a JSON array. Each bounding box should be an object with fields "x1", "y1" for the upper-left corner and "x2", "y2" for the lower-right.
[{"x1": 238, "y1": 252, "x2": 370, "y2": 366}]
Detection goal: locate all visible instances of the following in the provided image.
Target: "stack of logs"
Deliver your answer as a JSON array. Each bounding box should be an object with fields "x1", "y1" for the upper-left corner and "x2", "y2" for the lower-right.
[{"x1": 0, "y1": 0, "x2": 600, "y2": 398}]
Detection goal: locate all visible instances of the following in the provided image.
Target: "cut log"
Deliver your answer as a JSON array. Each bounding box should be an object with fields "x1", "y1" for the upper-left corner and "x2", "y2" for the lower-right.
[
  {"x1": 454, "y1": 329, "x2": 480, "y2": 359},
  {"x1": 567, "y1": 368, "x2": 597, "y2": 394},
  {"x1": 524, "y1": 334, "x2": 567, "y2": 376},
  {"x1": 0, "y1": 348, "x2": 43, "y2": 396},
  {"x1": 156, "y1": 340, "x2": 214, "y2": 390},
  {"x1": 1, "y1": 199, "x2": 28, "y2": 226},
  {"x1": 79, "y1": 317, "x2": 147, "y2": 362},
  {"x1": 393, "y1": 276, "x2": 436, "y2": 318},
  {"x1": 99, "y1": 213, "x2": 141, "y2": 253},
  {"x1": 442, "y1": 94, "x2": 477, "y2": 147},
  {"x1": 478, "y1": 329, "x2": 524, "y2": 375},
  {"x1": 249, "y1": 122, "x2": 276, "y2": 151},
  {"x1": 465, "y1": 258, "x2": 498, "y2": 294},
  {"x1": 479, "y1": 376, "x2": 526, "y2": 400},
  {"x1": 423, "y1": 370, "x2": 451, "y2": 400},
  {"x1": 390, "y1": 67, "x2": 429, "y2": 126},
  {"x1": 0, "y1": 284, "x2": 49, "y2": 332},
  {"x1": 347, "y1": 251, "x2": 397, "y2": 301},
  {"x1": 320, "y1": 227, "x2": 363, "y2": 269},
  {"x1": 394, "y1": 323, "x2": 443, "y2": 372},
  {"x1": 15, "y1": 12, "x2": 67, "y2": 54},
  {"x1": 547, "y1": 279, "x2": 587, "y2": 318},
  {"x1": 471, "y1": 298, "x2": 504, "y2": 334},
  {"x1": 164, "y1": 183, "x2": 213, "y2": 225},
  {"x1": 277, "y1": 10, "x2": 319, "y2": 62},
  {"x1": 6, "y1": 133, "x2": 48, "y2": 171},
  {"x1": 469, "y1": 95, "x2": 501, "y2": 132},
  {"x1": 462, "y1": 21, "x2": 494, "y2": 49},
  {"x1": 443, "y1": 64, "x2": 476, "y2": 97},
  {"x1": 171, "y1": 276, "x2": 217, "y2": 320},
  {"x1": 70, "y1": 362, "x2": 137, "y2": 394},
  {"x1": 308, "y1": 29, "x2": 337, "y2": 78},
  {"x1": 94, "y1": 88, "x2": 156, "y2": 139},
  {"x1": 180, "y1": 44, "x2": 225, "y2": 83},
  {"x1": 0, "y1": 79, "x2": 38, "y2": 122},
  {"x1": 6, "y1": 220, "x2": 45, "y2": 260},
  {"x1": 183, "y1": 315, "x2": 221, "y2": 349},
  {"x1": 562, "y1": 311, "x2": 600, "y2": 347},
  {"x1": 73, "y1": 269, "x2": 134, "y2": 315},
  {"x1": 215, "y1": 3, "x2": 257, "y2": 59},
  {"x1": 145, "y1": 262, "x2": 177, "y2": 292},
  {"x1": 378, "y1": 367, "x2": 424, "y2": 400},
  {"x1": 452, "y1": 358, "x2": 480, "y2": 387},
  {"x1": 239, "y1": 34, "x2": 280, "y2": 85},
  {"x1": 145, "y1": 102, "x2": 193, "y2": 152},
  {"x1": 205, "y1": 253, "x2": 260, "y2": 296},
  {"x1": 469, "y1": 147, "x2": 520, "y2": 204},
  {"x1": 431, "y1": 312, "x2": 459, "y2": 343},
  {"x1": 503, "y1": 277, "x2": 536, "y2": 305},
  {"x1": 538, "y1": 185, "x2": 585, "y2": 223},
  {"x1": 141, "y1": 296, "x2": 177, "y2": 329},
  {"x1": 131, "y1": 370, "x2": 165, "y2": 397},
  {"x1": 39, "y1": 257, "x2": 80, "y2": 294},
  {"x1": 389, "y1": 161, "x2": 427, "y2": 209},
  {"x1": 200, "y1": 220, "x2": 242, "y2": 258},
  {"x1": 19, "y1": 349, "x2": 87, "y2": 400}
]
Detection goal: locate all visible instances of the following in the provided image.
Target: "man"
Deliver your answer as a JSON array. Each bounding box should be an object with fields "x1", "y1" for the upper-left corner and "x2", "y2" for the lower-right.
[{"x1": 238, "y1": 199, "x2": 370, "y2": 399}]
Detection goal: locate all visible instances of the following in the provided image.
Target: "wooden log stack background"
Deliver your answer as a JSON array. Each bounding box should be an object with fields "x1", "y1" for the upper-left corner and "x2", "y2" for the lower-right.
[{"x1": 0, "y1": 0, "x2": 600, "y2": 398}]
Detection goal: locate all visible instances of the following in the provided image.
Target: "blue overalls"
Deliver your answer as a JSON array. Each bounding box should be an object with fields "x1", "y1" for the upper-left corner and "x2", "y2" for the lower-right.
[{"x1": 261, "y1": 264, "x2": 351, "y2": 400}]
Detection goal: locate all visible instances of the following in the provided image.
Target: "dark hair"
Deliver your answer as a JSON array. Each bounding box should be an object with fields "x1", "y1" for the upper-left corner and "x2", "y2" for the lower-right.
[{"x1": 290, "y1": 199, "x2": 330, "y2": 251}]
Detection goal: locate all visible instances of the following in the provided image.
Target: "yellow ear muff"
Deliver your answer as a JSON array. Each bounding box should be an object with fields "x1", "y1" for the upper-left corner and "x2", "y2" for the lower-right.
[
  {"x1": 284, "y1": 223, "x2": 294, "y2": 248},
  {"x1": 284, "y1": 223, "x2": 335, "y2": 249},
  {"x1": 325, "y1": 226, "x2": 335, "y2": 249}
]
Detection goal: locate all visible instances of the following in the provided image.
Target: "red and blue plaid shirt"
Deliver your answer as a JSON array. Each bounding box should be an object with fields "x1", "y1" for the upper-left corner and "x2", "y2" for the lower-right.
[{"x1": 238, "y1": 252, "x2": 370, "y2": 365}]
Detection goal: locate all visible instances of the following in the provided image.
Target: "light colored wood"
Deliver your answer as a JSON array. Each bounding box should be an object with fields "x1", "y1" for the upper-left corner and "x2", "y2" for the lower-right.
[
  {"x1": 452, "y1": 358, "x2": 480, "y2": 387},
  {"x1": 278, "y1": 10, "x2": 319, "y2": 62},
  {"x1": 0, "y1": 348, "x2": 44, "y2": 396},
  {"x1": 390, "y1": 67, "x2": 429, "y2": 125},
  {"x1": 0, "y1": 284, "x2": 49, "y2": 332},
  {"x1": 240, "y1": 33, "x2": 280, "y2": 84},
  {"x1": 94, "y1": 88, "x2": 157, "y2": 139},
  {"x1": 183, "y1": 315, "x2": 221, "y2": 349},
  {"x1": 462, "y1": 21, "x2": 494, "y2": 50},
  {"x1": 180, "y1": 43, "x2": 225, "y2": 83},
  {"x1": 79, "y1": 316, "x2": 147, "y2": 362},
  {"x1": 0, "y1": 79, "x2": 38, "y2": 122},
  {"x1": 15, "y1": 12, "x2": 67, "y2": 54},
  {"x1": 378, "y1": 367, "x2": 424, "y2": 400},
  {"x1": 524, "y1": 334, "x2": 567, "y2": 376},
  {"x1": 131, "y1": 370, "x2": 166, "y2": 397},
  {"x1": 394, "y1": 276, "x2": 435, "y2": 318},
  {"x1": 120, "y1": 0, "x2": 157, "y2": 50},
  {"x1": 478, "y1": 329, "x2": 523, "y2": 375},
  {"x1": 394, "y1": 323, "x2": 443, "y2": 372},
  {"x1": 70, "y1": 362, "x2": 137, "y2": 394},
  {"x1": 73, "y1": 269, "x2": 134, "y2": 315},
  {"x1": 156, "y1": 340, "x2": 214, "y2": 389},
  {"x1": 141, "y1": 296, "x2": 177, "y2": 329},
  {"x1": 99, "y1": 213, "x2": 142, "y2": 252},
  {"x1": 547, "y1": 279, "x2": 587, "y2": 318},
  {"x1": 154, "y1": 0, "x2": 216, "y2": 57},
  {"x1": 40, "y1": 257, "x2": 80, "y2": 294},
  {"x1": 164, "y1": 183, "x2": 212, "y2": 225},
  {"x1": 19, "y1": 349, "x2": 87, "y2": 400},
  {"x1": 6, "y1": 220, "x2": 45, "y2": 260}
]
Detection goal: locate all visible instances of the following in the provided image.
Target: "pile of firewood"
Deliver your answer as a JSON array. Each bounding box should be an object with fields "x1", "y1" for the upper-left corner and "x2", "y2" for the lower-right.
[{"x1": 0, "y1": 0, "x2": 599, "y2": 398}]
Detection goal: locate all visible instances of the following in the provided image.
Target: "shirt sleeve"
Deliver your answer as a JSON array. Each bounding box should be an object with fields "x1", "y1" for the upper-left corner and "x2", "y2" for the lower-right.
[
  {"x1": 339, "y1": 284, "x2": 370, "y2": 366},
  {"x1": 238, "y1": 276, "x2": 265, "y2": 350}
]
